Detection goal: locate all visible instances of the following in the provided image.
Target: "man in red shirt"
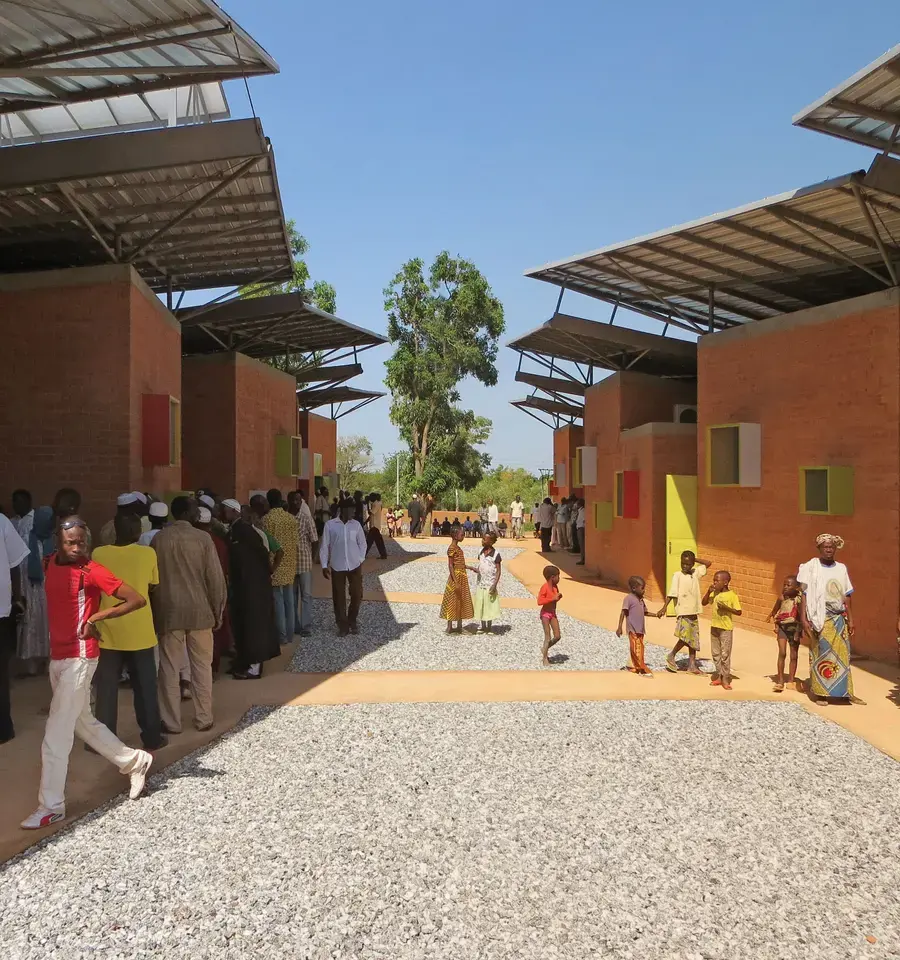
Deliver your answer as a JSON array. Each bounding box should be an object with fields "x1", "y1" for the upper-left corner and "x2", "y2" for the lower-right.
[{"x1": 22, "y1": 517, "x2": 154, "y2": 830}]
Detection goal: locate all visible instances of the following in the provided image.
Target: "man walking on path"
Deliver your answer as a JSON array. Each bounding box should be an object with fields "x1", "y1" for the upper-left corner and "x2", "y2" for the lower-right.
[
  {"x1": 510, "y1": 496, "x2": 524, "y2": 540},
  {"x1": 321, "y1": 498, "x2": 367, "y2": 636},
  {"x1": 366, "y1": 493, "x2": 388, "y2": 559},
  {"x1": 92, "y1": 514, "x2": 165, "y2": 750},
  {"x1": 23, "y1": 517, "x2": 152, "y2": 830},
  {"x1": 263, "y1": 489, "x2": 299, "y2": 645},
  {"x1": 0, "y1": 512, "x2": 28, "y2": 745},
  {"x1": 407, "y1": 494, "x2": 422, "y2": 538},
  {"x1": 538, "y1": 498, "x2": 555, "y2": 553},
  {"x1": 487, "y1": 500, "x2": 499, "y2": 537},
  {"x1": 287, "y1": 491, "x2": 318, "y2": 638},
  {"x1": 152, "y1": 497, "x2": 226, "y2": 734}
]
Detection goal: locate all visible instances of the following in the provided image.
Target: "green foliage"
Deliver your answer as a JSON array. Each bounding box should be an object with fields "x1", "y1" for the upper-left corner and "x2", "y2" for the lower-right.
[
  {"x1": 383, "y1": 252, "x2": 505, "y2": 499},
  {"x1": 336, "y1": 435, "x2": 374, "y2": 491},
  {"x1": 461, "y1": 466, "x2": 544, "y2": 513},
  {"x1": 239, "y1": 220, "x2": 337, "y2": 378}
]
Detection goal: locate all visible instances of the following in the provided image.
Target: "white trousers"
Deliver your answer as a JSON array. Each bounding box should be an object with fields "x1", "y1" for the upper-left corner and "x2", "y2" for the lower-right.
[{"x1": 39, "y1": 657, "x2": 142, "y2": 814}]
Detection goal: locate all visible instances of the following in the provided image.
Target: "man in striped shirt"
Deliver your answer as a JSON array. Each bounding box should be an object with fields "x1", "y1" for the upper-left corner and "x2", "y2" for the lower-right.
[{"x1": 287, "y1": 490, "x2": 318, "y2": 637}]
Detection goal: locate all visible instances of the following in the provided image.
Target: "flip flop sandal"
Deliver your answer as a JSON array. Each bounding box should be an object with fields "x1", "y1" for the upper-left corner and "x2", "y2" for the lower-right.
[{"x1": 665, "y1": 656, "x2": 678, "y2": 673}]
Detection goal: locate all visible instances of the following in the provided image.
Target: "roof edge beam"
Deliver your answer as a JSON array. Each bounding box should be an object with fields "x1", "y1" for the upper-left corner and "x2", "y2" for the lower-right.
[
  {"x1": 850, "y1": 183, "x2": 900, "y2": 286},
  {"x1": 830, "y1": 97, "x2": 900, "y2": 129}
]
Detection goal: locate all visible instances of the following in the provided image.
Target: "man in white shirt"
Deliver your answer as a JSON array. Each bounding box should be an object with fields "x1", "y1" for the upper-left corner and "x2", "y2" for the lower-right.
[
  {"x1": 556, "y1": 499, "x2": 570, "y2": 549},
  {"x1": 320, "y1": 498, "x2": 367, "y2": 636},
  {"x1": 0, "y1": 512, "x2": 29, "y2": 744},
  {"x1": 487, "y1": 500, "x2": 499, "y2": 536},
  {"x1": 575, "y1": 499, "x2": 586, "y2": 565},
  {"x1": 509, "y1": 496, "x2": 524, "y2": 540},
  {"x1": 538, "y1": 498, "x2": 555, "y2": 553}
]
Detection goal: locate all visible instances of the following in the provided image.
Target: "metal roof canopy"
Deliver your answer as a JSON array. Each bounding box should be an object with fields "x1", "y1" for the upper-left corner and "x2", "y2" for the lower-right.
[
  {"x1": 178, "y1": 292, "x2": 387, "y2": 360},
  {"x1": 0, "y1": 0, "x2": 277, "y2": 117},
  {"x1": 793, "y1": 44, "x2": 900, "y2": 156},
  {"x1": 0, "y1": 117, "x2": 292, "y2": 292},
  {"x1": 1, "y1": 80, "x2": 229, "y2": 145},
  {"x1": 526, "y1": 161, "x2": 900, "y2": 332},
  {"x1": 297, "y1": 384, "x2": 385, "y2": 420},
  {"x1": 511, "y1": 396, "x2": 584, "y2": 430},
  {"x1": 509, "y1": 313, "x2": 698, "y2": 378}
]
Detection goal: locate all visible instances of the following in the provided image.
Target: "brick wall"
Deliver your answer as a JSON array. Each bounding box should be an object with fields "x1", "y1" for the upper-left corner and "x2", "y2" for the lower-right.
[
  {"x1": 0, "y1": 265, "x2": 171, "y2": 532},
  {"x1": 298, "y1": 411, "x2": 337, "y2": 494},
  {"x1": 697, "y1": 289, "x2": 900, "y2": 660},
  {"x1": 582, "y1": 372, "x2": 697, "y2": 600},
  {"x1": 181, "y1": 353, "x2": 237, "y2": 495},
  {"x1": 234, "y1": 353, "x2": 298, "y2": 500},
  {"x1": 551, "y1": 424, "x2": 584, "y2": 497}
]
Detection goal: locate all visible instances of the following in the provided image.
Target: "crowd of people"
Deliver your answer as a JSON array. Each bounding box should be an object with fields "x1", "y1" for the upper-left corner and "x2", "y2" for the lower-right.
[{"x1": 0, "y1": 484, "x2": 394, "y2": 830}]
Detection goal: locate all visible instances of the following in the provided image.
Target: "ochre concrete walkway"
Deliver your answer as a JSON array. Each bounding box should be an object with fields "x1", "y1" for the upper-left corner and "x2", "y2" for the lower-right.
[{"x1": 2, "y1": 534, "x2": 898, "y2": 864}]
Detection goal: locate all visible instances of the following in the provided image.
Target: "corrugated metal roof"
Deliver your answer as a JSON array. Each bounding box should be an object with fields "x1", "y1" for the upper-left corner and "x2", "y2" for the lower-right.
[
  {"x1": 793, "y1": 44, "x2": 900, "y2": 155},
  {"x1": 178, "y1": 292, "x2": 388, "y2": 358},
  {"x1": 511, "y1": 396, "x2": 583, "y2": 422},
  {"x1": 0, "y1": 117, "x2": 292, "y2": 292},
  {"x1": 1, "y1": 80, "x2": 228, "y2": 145},
  {"x1": 526, "y1": 162, "x2": 900, "y2": 331},
  {"x1": 0, "y1": 0, "x2": 277, "y2": 116},
  {"x1": 297, "y1": 384, "x2": 385, "y2": 419}
]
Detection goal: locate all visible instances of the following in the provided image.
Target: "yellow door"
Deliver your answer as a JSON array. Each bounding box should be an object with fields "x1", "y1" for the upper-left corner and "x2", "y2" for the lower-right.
[{"x1": 665, "y1": 475, "x2": 698, "y2": 616}]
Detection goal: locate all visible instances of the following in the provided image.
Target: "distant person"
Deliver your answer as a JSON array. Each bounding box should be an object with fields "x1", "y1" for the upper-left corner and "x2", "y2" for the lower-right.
[
  {"x1": 431, "y1": 518, "x2": 441, "y2": 537},
  {"x1": 537, "y1": 565, "x2": 562, "y2": 666},
  {"x1": 320, "y1": 498, "x2": 367, "y2": 636},
  {"x1": 440, "y1": 526, "x2": 473, "y2": 634},
  {"x1": 487, "y1": 500, "x2": 499, "y2": 536},
  {"x1": 575, "y1": 498, "x2": 586, "y2": 565},
  {"x1": 510, "y1": 495, "x2": 524, "y2": 540},
  {"x1": 365, "y1": 493, "x2": 387, "y2": 559},
  {"x1": 440, "y1": 518, "x2": 452, "y2": 537},
  {"x1": 463, "y1": 517, "x2": 474, "y2": 538},
  {"x1": 538, "y1": 498, "x2": 555, "y2": 552},
  {"x1": 470, "y1": 533, "x2": 501, "y2": 634},
  {"x1": 0, "y1": 512, "x2": 29, "y2": 746},
  {"x1": 263, "y1": 489, "x2": 299, "y2": 645},
  {"x1": 407, "y1": 495, "x2": 422, "y2": 538},
  {"x1": 497, "y1": 519, "x2": 508, "y2": 539},
  {"x1": 139, "y1": 500, "x2": 168, "y2": 546}
]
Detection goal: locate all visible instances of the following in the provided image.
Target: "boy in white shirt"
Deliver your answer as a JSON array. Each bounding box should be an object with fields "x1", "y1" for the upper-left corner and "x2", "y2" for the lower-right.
[{"x1": 657, "y1": 549, "x2": 711, "y2": 674}]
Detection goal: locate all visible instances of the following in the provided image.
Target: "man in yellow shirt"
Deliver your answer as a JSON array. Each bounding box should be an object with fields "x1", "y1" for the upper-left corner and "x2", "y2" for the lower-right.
[
  {"x1": 91, "y1": 514, "x2": 165, "y2": 750},
  {"x1": 263, "y1": 488, "x2": 299, "y2": 645},
  {"x1": 702, "y1": 570, "x2": 742, "y2": 691}
]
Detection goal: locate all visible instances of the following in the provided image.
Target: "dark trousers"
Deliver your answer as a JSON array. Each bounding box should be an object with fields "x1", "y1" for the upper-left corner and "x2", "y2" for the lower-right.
[
  {"x1": 366, "y1": 527, "x2": 387, "y2": 559},
  {"x1": 331, "y1": 566, "x2": 363, "y2": 630},
  {"x1": 410, "y1": 517, "x2": 421, "y2": 537},
  {"x1": 570, "y1": 524, "x2": 580, "y2": 553},
  {"x1": 95, "y1": 646, "x2": 164, "y2": 749},
  {"x1": 540, "y1": 526, "x2": 553, "y2": 552},
  {"x1": 0, "y1": 616, "x2": 15, "y2": 741}
]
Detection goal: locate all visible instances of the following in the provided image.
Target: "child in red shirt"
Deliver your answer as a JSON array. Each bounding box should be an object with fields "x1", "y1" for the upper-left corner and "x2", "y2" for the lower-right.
[{"x1": 537, "y1": 565, "x2": 562, "y2": 666}]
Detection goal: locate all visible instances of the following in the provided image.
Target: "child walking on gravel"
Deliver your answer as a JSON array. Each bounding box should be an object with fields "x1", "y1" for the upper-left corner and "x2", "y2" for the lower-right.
[
  {"x1": 766, "y1": 575, "x2": 805, "y2": 692},
  {"x1": 537, "y1": 565, "x2": 562, "y2": 665},
  {"x1": 657, "y1": 550, "x2": 711, "y2": 674},
  {"x1": 469, "y1": 533, "x2": 502, "y2": 634},
  {"x1": 616, "y1": 576, "x2": 653, "y2": 676},
  {"x1": 702, "y1": 571, "x2": 742, "y2": 690}
]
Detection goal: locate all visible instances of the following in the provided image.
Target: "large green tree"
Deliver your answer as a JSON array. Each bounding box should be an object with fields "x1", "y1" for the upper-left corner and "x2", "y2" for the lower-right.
[
  {"x1": 240, "y1": 219, "x2": 337, "y2": 377},
  {"x1": 383, "y1": 252, "x2": 505, "y2": 498},
  {"x1": 336, "y1": 435, "x2": 375, "y2": 491}
]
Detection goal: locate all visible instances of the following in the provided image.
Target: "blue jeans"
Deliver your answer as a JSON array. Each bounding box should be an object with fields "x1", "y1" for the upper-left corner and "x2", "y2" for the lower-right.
[
  {"x1": 273, "y1": 584, "x2": 296, "y2": 645},
  {"x1": 295, "y1": 571, "x2": 313, "y2": 632}
]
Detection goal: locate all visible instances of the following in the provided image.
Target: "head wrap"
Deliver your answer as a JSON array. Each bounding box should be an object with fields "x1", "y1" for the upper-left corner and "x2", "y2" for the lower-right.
[
  {"x1": 27, "y1": 506, "x2": 55, "y2": 584},
  {"x1": 816, "y1": 533, "x2": 845, "y2": 549},
  {"x1": 131, "y1": 491, "x2": 148, "y2": 505},
  {"x1": 221, "y1": 498, "x2": 242, "y2": 513},
  {"x1": 149, "y1": 502, "x2": 169, "y2": 518},
  {"x1": 117, "y1": 492, "x2": 138, "y2": 507},
  {"x1": 197, "y1": 506, "x2": 212, "y2": 524},
  {"x1": 199, "y1": 494, "x2": 215, "y2": 509}
]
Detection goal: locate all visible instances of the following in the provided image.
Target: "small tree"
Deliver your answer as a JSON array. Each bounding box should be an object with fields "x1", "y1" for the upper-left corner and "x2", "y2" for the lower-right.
[
  {"x1": 384, "y1": 252, "x2": 505, "y2": 486},
  {"x1": 336, "y1": 435, "x2": 374, "y2": 491}
]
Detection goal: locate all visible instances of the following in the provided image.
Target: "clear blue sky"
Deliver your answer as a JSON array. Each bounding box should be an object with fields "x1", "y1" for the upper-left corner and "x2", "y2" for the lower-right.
[{"x1": 221, "y1": 0, "x2": 896, "y2": 473}]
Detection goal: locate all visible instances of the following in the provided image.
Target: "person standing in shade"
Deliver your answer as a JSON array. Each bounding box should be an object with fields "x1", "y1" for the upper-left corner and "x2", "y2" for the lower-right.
[
  {"x1": 22, "y1": 517, "x2": 152, "y2": 830},
  {"x1": 99, "y1": 493, "x2": 143, "y2": 547},
  {"x1": 538, "y1": 498, "x2": 555, "y2": 553},
  {"x1": 556, "y1": 498, "x2": 570, "y2": 550},
  {"x1": 222, "y1": 499, "x2": 281, "y2": 679},
  {"x1": 139, "y1": 500, "x2": 169, "y2": 546},
  {"x1": 194, "y1": 506, "x2": 233, "y2": 675},
  {"x1": 510, "y1": 496, "x2": 524, "y2": 540},
  {"x1": 92, "y1": 514, "x2": 165, "y2": 750},
  {"x1": 314, "y1": 487, "x2": 330, "y2": 544},
  {"x1": 575, "y1": 498, "x2": 586, "y2": 565},
  {"x1": 0, "y1": 512, "x2": 29, "y2": 745},
  {"x1": 287, "y1": 491, "x2": 318, "y2": 638},
  {"x1": 407, "y1": 494, "x2": 422, "y2": 538},
  {"x1": 365, "y1": 492, "x2": 387, "y2": 559},
  {"x1": 263, "y1": 489, "x2": 299, "y2": 646},
  {"x1": 12, "y1": 493, "x2": 51, "y2": 676},
  {"x1": 320, "y1": 498, "x2": 367, "y2": 636},
  {"x1": 152, "y1": 497, "x2": 226, "y2": 733}
]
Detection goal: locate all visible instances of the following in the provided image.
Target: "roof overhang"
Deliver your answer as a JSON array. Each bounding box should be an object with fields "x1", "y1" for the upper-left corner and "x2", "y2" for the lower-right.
[
  {"x1": 1, "y1": 81, "x2": 229, "y2": 145},
  {"x1": 294, "y1": 362, "x2": 363, "y2": 385},
  {"x1": 509, "y1": 313, "x2": 698, "y2": 377},
  {"x1": 525, "y1": 161, "x2": 900, "y2": 332},
  {"x1": 793, "y1": 44, "x2": 900, "y2": 155},
  {"x1": 177, "y1": 292, "x2": 387, "y2": 358},
  {"x1": 0, "y1": 0, "x2": 278, "y2": 117},
  {"x1": 511, "y1": 397, "x2": 584, "y2": 430},
  {"x1": 514, "y1": 371, "x2": 586, "y2": 396},
  {"x1": 297, "y1": 385, "x2": 385, "y2": 420},
  {"x1": 0, "y1": 117, "x2": 292, "y2": 291}
]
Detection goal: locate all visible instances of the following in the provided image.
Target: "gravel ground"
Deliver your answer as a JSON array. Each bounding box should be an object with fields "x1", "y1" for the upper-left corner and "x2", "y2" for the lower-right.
[
  {"x1": 362, "y1": 555, "x2": 533, "y2": 599},
  {"x1": 2, "y1": 701, "x2": 898, "y2": 960},
  {"x1": 292, "y1": 600, "x2": 679, "y2": 672},
  {"x1": 383, "y1": 538, "x2": 525, "y2": 561}
]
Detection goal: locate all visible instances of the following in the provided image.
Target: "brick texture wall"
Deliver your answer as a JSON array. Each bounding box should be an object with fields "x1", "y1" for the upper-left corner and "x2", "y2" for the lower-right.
[
  {"x1": 551, "y1": 424, "x2": 584, "y2": 497},
  {"x1": 582, "y1": 373, "x2": 697, "y2": 600},
  {"x1": 697, "y1": 290, "x2": 900, "y2": 660},
  {"x1": 298, "y1": 411, "x2": 337, "y2": 495},
  {"x1": 181, "y1": 353, "x2": 237, "y2": 495},
  {"x1": 0, "y1": 265, "x2": 178, "y2": 532}
]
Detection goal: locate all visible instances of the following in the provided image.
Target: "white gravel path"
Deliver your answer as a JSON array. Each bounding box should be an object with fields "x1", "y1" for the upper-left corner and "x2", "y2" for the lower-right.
[
  {"x1": 292, "y1": 600, "x2": 677, "y2": 672},
  {"x1": 383, "y1": 538, "x2": 525, "y2": 561},
  {"x1": 2, "y1": 701, "x2": 898, "y2": 960}
]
